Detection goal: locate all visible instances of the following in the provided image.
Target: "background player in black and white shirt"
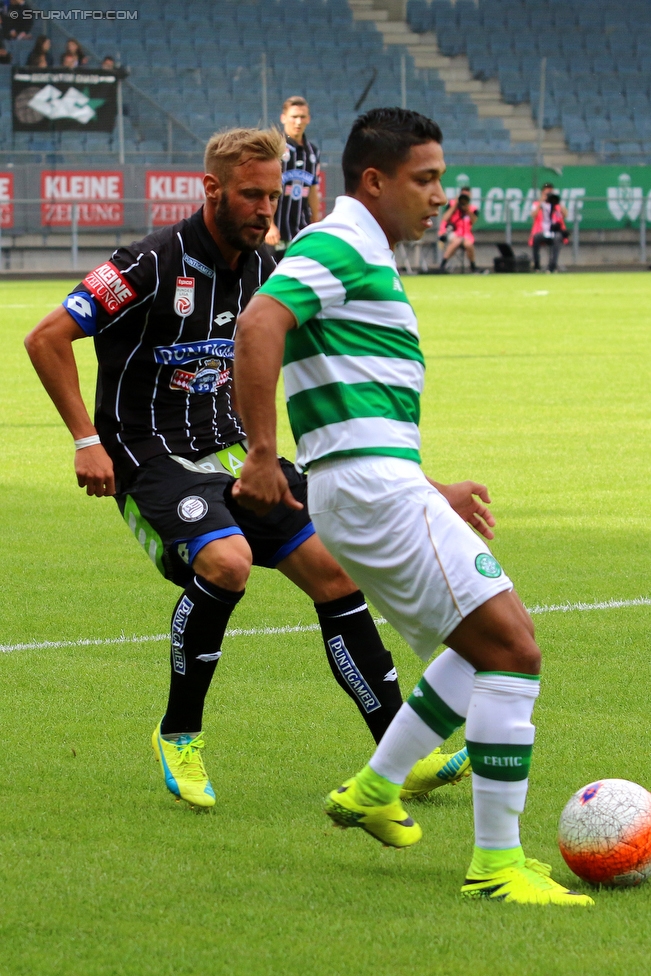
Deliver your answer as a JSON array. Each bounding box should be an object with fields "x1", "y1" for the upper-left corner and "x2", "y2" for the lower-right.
[
  {"x1": 265, "y1": 96, "x2": 320, "y2": 252},
  {"x1": 25, "y1": 127, "x2": 467, "y2": 810}
]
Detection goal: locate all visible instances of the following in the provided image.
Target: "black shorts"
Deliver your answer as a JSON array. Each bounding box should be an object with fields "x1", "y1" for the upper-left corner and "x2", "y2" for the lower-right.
[{"x1": 116, "y1": 452, "x2": 314, "y2": 587}]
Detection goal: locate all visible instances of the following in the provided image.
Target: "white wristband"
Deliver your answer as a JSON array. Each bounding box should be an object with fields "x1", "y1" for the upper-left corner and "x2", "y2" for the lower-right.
[{"x1": 74, "y1": 435, "x2": 101, "y2": 450}]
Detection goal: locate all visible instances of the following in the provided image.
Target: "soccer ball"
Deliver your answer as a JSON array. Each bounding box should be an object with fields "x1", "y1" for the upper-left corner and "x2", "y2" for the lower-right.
[{"x1": 558, "y1": 779, "x2": 651, "y2": 887}]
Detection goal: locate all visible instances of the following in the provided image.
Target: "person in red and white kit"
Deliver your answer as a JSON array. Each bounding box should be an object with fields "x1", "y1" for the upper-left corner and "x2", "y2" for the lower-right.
[
  {"x1": 529, "y1": 183, "x2": 568, "y2": 273},
  {"x1": 438, "y1": 187, "x2": 478, "y2": 273}
]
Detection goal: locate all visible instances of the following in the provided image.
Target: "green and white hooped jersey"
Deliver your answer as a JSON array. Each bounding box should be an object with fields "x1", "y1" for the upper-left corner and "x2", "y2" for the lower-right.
[{"x1": 257, "y1": 195, "x2": 425, "y2": 470}]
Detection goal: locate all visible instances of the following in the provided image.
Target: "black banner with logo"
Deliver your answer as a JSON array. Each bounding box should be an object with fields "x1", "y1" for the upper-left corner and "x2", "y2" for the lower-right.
[{"x1": 12, "y1": 68, "x2": 118, "y2": 132}]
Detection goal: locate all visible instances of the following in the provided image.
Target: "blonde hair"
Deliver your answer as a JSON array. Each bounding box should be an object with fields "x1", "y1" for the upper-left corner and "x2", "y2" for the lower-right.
[
  {"x1": 204, "y1": 127, "x2": 285, "y2": 183},
  {"x1": 282, "y1": 95, "x2": 309, "y2": 113}
]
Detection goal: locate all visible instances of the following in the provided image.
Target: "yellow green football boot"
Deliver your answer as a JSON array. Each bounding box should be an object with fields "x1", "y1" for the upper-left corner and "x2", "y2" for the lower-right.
[
  {"x1": 400, "y1": 746, "x2": 471, "y2": 800},
  {"x1": 461, "y1": 848, "x2": 595, "y2": 906},
  {"x1": 151, "y1": 721, "x2": 216, "y2": 808},
  {"x1": 325, "y1": 778, "x2": 422, "y2": 848}
]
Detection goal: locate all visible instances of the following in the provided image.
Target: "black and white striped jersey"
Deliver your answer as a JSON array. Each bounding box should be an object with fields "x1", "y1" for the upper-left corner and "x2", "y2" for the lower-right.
[
  {"x1": 63, "y1": 206, "x2": 276, "y2": 486},
  {"x1": 273, "y1": 135, "x2": 320, "y2": 243}
]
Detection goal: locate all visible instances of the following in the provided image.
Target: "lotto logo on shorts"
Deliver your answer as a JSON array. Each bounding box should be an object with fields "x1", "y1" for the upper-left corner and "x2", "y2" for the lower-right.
[
  {"x1": 328, "y1": 636, "x2": 380, "y2": 714},
  {"x1": 475, "y1": 553, "x2": 502, "y2": 578},
  {"x1": 83, "y1": 262, "x2": 136, "y2": 314}
]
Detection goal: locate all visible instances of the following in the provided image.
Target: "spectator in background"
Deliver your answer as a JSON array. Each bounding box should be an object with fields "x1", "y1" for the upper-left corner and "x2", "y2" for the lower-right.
[
  {"x1": 438, "y1": 187, "x2": 479, "y2": 272},
  {"x1": 4, "y1": 0, "x2": 31, "y2": 41},
  {"x1": 101, "y1": 55, "x2": 115, "y2": 70},
  {"x1": 0, "y1": 39, "x2": 11, "y2": 63},
  {"x1": 5, "y1": 0, "x2": 31, "y2": 41},
  {"x1": 61, "y1": 52, "x2": 77, "y2": 70},
  {"x1": 27, "y1": 34, "x2": 52, "y2": 67},
  {"x1": 60, "y1": 37, "x2": 87, "y2": 67},
  {"x1": 530, "y1": 183, "x2": 568, "y2": 273},
  {"x1": 265, "y1": 95, "x2": 320, "y2": 254}
]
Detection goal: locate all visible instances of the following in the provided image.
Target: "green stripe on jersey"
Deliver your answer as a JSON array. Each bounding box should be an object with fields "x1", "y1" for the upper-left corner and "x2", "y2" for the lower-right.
[
  {"x1": 284, "y1": 231, "x2": 410, "y2": 305},
  {"x1": 283, "y1": 316, "x2": 425, "y2": 368},
  {"x1": 309, "y1": 446, "x2": 421, "y2": 466},
  {"x1": 259, "y1": 274, "x2": 322, "y2": 323},
  {"x1": 287, "y1": 381, "x2": 420, "y2": 441}
]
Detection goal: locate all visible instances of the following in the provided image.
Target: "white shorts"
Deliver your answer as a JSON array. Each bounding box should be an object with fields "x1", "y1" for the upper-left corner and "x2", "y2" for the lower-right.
[{"x1": 308, "y1": 456, "x2": 513, "y2": 662}]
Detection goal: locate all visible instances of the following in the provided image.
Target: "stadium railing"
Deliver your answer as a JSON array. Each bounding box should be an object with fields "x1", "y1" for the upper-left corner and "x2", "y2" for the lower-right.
[{"x1": 0, "y1": 197, "x2": 645, "y2": 274}]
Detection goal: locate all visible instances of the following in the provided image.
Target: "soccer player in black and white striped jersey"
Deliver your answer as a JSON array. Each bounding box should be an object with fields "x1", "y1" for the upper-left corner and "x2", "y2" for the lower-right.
[
  {"x1": 26, "y1": 126, "x2": 469, "y2": 812},
  {"x1": 265, "y1": 96, "x2": 321, "y2": 253}
]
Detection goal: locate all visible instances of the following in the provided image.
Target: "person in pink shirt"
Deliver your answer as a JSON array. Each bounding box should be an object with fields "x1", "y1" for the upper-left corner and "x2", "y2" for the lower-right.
[
  {"x1": 529, "y1": 183, "x2": 568, "y2": 273},
  {"x1": 439, "y1": 188, "x2": 478, "y2": 273}
]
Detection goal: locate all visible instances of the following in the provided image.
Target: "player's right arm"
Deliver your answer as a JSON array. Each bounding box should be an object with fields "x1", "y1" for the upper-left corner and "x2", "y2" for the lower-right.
[{"x1": 24, "y1": 306, "x2": 115, "y2": 497}]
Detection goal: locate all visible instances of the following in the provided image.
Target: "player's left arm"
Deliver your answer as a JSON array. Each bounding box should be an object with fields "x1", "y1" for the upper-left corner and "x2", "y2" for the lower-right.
[
  {"x1": 427, "y1": 479, "x2": 496, "y2": 540},
  {"x1": 231, "y1": 295, "x2": 303, "y2": 515}
]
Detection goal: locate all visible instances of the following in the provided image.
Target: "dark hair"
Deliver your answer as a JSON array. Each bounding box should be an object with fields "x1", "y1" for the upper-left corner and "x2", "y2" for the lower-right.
[
  {"x1": 342, "y1": 107, "x2": 443, "y2": 193},
  {"x1": 542, "y1": 182, "x2": 554, "y2": 190},
  {"x1": 458, "y1": 193, "x2": 471, "y2": 205}
]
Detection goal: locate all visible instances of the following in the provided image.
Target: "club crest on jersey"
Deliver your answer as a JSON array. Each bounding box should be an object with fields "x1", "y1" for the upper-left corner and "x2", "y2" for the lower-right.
[
  {"x1": 170, "y1": 358, "x2": 230, "y2": 395},
  {"x1": 174, "y1": 276, "x2": 195, "y2": 317}
]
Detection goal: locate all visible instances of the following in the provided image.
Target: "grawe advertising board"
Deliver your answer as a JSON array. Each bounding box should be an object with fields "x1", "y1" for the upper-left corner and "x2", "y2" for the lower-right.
[
  {"x1": 0, "y1": 172, "x2": 13, "y2": 228},
  {"x1": 12, "y1": 68, "x2": 118, "y2": 132},
  {"x1": 441, "y1": 166, "x2": 651, "y2": 230},
  {"x1": 145, "y1": 172, "x2": 204, "y2": 226},
  {"x1": 41, "y1": 171, "x2": 123, "y2": 226}
]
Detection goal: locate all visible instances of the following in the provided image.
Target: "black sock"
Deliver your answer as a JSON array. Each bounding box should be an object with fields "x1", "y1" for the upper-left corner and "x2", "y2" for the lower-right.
[
  {"x1": 160, "y1": 575, "x2": 244, "y2": 735},
  {"x1": 314, "y1": 590, "x2": 403, "y2": 744},
  {"x1": 470, "y1": 261, "x2": 477, "y2": 271},
  {"x1": 440, "y1": 258, "x2": 448, "y2": 269}
]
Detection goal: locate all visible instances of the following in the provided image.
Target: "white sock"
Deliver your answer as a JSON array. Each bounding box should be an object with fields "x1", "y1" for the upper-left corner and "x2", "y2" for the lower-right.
[
  {"x1": 369, "y1": 649, "x2": 475, "y2": 784},
  {"x1": 369, "y1": 703, "x2": 442, "y2": 784},
  {"x1": 465, "y1": 672, "x2": 540, "y2": 850},
  {"x1": 423, "y1": 647, "x2": 476, "y2": 719}
]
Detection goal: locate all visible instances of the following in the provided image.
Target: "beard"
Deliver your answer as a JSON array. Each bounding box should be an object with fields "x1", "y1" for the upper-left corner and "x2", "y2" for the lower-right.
[{"x1": 215, "y1": 192, "x2": 267, "y2": 253}]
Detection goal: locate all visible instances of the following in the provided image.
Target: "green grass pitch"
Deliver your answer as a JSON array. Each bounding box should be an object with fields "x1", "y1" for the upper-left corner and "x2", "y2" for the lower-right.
[{"x1": 1, "y1": 272, "x2": 651, "y2": 976}]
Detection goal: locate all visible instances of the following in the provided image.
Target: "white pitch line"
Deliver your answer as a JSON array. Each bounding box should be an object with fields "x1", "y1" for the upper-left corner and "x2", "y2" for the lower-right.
[
  {"x1": 527, "y1": 597, "x2": 651, "y2": 614},
  {"x1": 1, "y1": 597, "x2": 650, "y2": 656}
]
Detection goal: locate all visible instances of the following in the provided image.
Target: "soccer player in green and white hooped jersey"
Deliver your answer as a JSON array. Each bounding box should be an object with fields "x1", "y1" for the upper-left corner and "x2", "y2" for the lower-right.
[{"x1": 232, "y1": 108, "x2": 594, "y2": 906}]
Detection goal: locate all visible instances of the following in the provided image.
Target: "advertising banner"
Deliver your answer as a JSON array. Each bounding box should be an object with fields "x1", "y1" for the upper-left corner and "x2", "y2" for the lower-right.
[
  {"x1": 0, "y1": 172, "x2": 13, "y2": 229},
  {"x1": 12, "y1": 68, "x2": 118, "y2": 132},
  {"x1": 41, "y1": 171, "x2": 123, "y2": 226},
  {"x1": 145, "y1": 171, "x2": 204, "y2": 226},
  {"x1": 441, "y1": 166, "x2": 651, "y2": 230}
]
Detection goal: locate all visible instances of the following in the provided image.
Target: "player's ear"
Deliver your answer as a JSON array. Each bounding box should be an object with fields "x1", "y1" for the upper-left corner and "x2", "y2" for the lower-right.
[
  {"x1": 203, "y1": 172, "x2": 222, "y2": 203},
  {"x1": 359, "y1": 167, "x2": 382, "y2": 198}
]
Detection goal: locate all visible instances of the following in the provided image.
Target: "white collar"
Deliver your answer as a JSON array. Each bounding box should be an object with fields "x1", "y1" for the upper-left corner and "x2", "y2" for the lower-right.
[{"x1": 332, "y1": 195, "x2": 392, "y2": 252}]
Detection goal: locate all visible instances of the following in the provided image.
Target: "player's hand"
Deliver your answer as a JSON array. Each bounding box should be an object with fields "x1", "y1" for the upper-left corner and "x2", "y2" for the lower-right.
[
  {"x1": 265, "y1": 223, "x2": 281, "y2": 246},
  {"x1": 75, "y1": 443, "x2": 116, "y2": 497},
  {"x1": 232, "y1": 453, "x2": 303, "y2": 516},
  {"x1": 430, "y1": 479, "x2": 495, "y2": 540}
]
